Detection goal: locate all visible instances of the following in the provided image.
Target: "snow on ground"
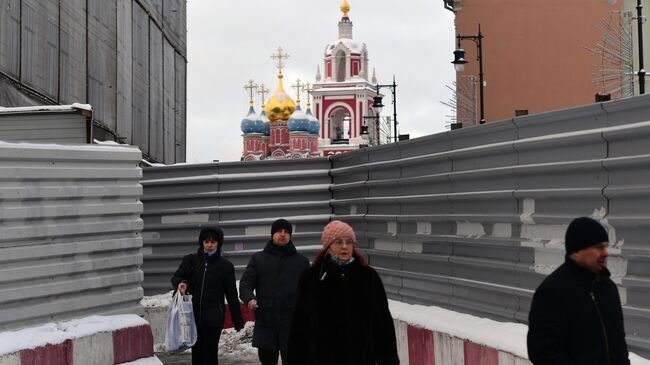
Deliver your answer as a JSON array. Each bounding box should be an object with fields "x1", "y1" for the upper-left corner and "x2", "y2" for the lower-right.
[
  {"x1": 118, "y1": 356, "x2": 163, "y2": 365},
  {"x1": 160, "y1": 322, "x2": 258, "y2": 361},
  {"x1": 0, "y1": 314, "x2": 147, "y2": 355},
  {"x1": 218, "y1": 322, "x2": 257, "y2": 360}
]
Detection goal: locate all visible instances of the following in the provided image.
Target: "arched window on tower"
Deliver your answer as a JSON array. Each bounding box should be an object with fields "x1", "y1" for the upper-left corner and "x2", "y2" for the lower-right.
[
  {"x1": 330, "y1": 108, "x2": 351, "y2": 143},
  {"x1": 336, "y1": 50, "x2": 346, "y2": 82}
]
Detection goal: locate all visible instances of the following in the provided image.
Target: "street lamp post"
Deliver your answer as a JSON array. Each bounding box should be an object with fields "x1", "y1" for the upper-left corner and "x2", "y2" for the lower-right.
[
  {"x1": 604, "y1": 0, "x2": 646, "y2": 94},
  {"x1": 452, "y1": 24, "x2": 486, "y2": 125},
  {"x1": 372, "y1": 77, "x2": 398, "y2": 142},
  {"x1": 636, "y1": 0, "x2": 646, "y2": 94}
]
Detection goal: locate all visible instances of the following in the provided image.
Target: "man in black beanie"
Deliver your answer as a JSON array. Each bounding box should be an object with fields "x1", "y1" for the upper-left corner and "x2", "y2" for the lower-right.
[
  {"x1": 527, "y1": 217, "x2": 630, "y2": 365},
  {"x1": 239, "y1": 219, "x2": 309, "y2": 365}
]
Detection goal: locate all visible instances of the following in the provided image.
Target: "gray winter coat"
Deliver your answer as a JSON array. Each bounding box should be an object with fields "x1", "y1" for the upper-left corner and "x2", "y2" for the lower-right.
[{"x1": 239, "y1": 240, "x2": 309, "y2": 350}]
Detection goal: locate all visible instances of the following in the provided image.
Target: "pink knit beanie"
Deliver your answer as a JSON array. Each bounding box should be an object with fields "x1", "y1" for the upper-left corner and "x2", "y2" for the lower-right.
[{"x1": 321, "y1": 220, "x2": 357, "y2": 247}]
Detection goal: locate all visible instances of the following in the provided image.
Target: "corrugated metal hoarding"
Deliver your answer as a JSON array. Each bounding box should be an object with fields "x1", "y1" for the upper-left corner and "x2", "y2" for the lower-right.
[
  {"x1": 0, "y1": 141, "x2": 144, "y2": 331},
  {"x1": 139, "y1": 94, "x2": 650, "y2": 357},
  {"x1": 140, "y1": 159, "x2": 333, "y2": 294}
]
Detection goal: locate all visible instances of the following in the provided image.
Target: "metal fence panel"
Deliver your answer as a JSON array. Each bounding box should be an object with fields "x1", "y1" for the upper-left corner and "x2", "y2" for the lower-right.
[
  {"x1": 163, "y1": 40, "x2": 175, "y2": 164},
  {"x1": 174, "y1": 52, "x2": 187, "y2": 162},
  {"x1": 59, "y1": 0, "x2": 86, "y2": 104},
  {"x1": 88, "y1": 0, "x2": 117, "y2": 133},
  {"x1": 0, "y1": 142, "x2": 144, "y2": 331},
  {"x1": 132, "y1": 3, "x2": 150, "y2": 155},
  {"x1": 140, "y1": 159, "x2": 332, "y2": 294},
  {"x1": 163, "y1": 0, "x2": 186, "y2": 54},
  {"x1": 117, "y1": 0, "x2": 134, "y2": 143},
  {"x1": 0, "y1": 0, "x2": 20, "y2": 78},
  {"x1": 21, "y1": 0, "x2": 59, "y2": 99},
  {"x1": 0, "y1": 109, "x2": 89, "y2": 144},
  {"x1": 149, "y1": 23, "x2": 164, "y2": 162}
]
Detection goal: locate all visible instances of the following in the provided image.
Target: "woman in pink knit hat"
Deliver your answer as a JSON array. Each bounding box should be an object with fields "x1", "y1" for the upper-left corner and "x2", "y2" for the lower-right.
[{"x1": 287, "y1": 220, "x2": 400, "y2": 365}]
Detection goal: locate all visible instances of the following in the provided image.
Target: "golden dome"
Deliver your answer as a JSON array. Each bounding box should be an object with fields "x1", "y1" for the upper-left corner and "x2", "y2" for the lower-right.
[
  {"x1": 265, "y1": 72, "x2": 296, "y2": 123},
  {"x1": 340, "y1": 0, "x2": 350, "y2": 18}
]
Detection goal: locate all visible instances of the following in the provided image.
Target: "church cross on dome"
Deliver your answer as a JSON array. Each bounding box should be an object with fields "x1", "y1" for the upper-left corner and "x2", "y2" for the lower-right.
[
  {"x1": 257, "y1": 84, "x2": 270, "y2": 107},
  {"x1": 244, "y1": 79, "x2": 258, "y2": 106},
  {"x1": 303, "y1": 82, "x2": 314, "y2": 106},
  {"x1": 271, "y1": 47, "x2": 290, "y2": 73},
  {"x1": 291, "y1": 78, "x2": 306, "y2": 103}
]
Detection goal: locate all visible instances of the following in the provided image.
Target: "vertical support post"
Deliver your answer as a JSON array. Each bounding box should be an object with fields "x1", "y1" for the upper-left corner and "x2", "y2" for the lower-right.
[{"x1": 637, "y1": 0, "x2": 646, "y2": 94}]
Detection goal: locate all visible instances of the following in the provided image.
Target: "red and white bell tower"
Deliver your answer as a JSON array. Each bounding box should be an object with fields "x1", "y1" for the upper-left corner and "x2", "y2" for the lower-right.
[{"x1": 311, "y1": 0, "x2": 382, "y2": 156}]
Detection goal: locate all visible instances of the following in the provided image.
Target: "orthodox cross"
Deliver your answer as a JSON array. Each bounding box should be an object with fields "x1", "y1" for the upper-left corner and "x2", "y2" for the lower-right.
[
  {"x1": 291, "y1": 78, "x2": 305, "y2": 101},
  {"x1": 257, "y1": 84, "x2": 270, "y2": 106},
  {"x1": 271, "y1": 47, "x2": 290, "y2": 73},
  {"x1": 244, "y1": 79, "x2": 258, "y2": 104},
  {"x1": 303, "y1": 82, "x2": 313, "y2": 98}
]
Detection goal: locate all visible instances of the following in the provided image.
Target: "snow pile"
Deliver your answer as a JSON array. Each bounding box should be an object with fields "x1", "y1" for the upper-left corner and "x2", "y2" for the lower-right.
[
  {"x1": 141, "y1": 290, "x2": 174, "y2": 308},
  {"x1": 0, "y1": 315, "x2": 147, "y2": 355},
  {"x1": 218, "y1": 322, "x2": 257, "y2": 360}
]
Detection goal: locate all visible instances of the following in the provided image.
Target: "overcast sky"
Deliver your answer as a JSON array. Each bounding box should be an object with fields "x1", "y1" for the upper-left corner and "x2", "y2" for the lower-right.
[{"x1": 185, "y1": 0, "x2": 456, "y2": 163}]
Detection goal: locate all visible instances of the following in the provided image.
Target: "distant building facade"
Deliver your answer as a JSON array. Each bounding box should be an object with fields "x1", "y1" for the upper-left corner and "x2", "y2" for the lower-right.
[
  {"x1": 0, "y1": 0, "x2": 187, "y2": 163},
  {"x1": 446, "y1": 0, "x2": 627, "y2": 127},
  {"x1": 241, "y1": 0, "x2": 383, "y2": 160}
]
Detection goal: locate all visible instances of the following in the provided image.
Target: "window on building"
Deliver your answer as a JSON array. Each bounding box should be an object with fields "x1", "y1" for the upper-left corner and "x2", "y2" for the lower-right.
[{"x1": 336, "y1": 50, "x2": 346, "y2": 82}]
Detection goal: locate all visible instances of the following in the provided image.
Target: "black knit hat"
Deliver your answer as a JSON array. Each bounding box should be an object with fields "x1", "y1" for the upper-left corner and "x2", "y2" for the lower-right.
[
  {"x1": 198, "y1": 227, "x2": 224, "y2": 249},
  {"x1": 271, "y1": 219, "x2": 293, "y2": 236},
  {"x1": 565, "y1": 217, "x2": 609, "y2": 254}
]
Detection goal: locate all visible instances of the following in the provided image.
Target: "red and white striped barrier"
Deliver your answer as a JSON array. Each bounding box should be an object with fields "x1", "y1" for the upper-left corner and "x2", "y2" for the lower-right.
[
  {"x1": 0, "y1": 315, "x2": 155, "y2": 365},
  {"x1": 394, "y1": 322, "x2": 530, "y2": 365},
  {"x1": 390, "y1": 300, "x2": 650, "y2": 365},
  {"x1": 390, "y1": 301, "x2": 531, "y2": 365}
]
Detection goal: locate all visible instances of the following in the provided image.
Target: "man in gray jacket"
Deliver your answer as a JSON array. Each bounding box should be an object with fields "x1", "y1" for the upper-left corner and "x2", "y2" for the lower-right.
[{"x1": 239, "y1": 219, "x2": 309, "y2": 365}]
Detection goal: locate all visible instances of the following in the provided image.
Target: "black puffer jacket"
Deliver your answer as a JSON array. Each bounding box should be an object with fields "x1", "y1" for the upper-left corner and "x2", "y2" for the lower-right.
[
  {"x1": 527, "y1": 257, "x2": 630, "y2": 365},
  {"x1": 287, "y1": 252, "x2": 400, "y2": 365},
  {"x1": 171, "y1": 249, "x2": 244, "y2": 329},
  {"x1": 239, "y1": 240, "x2": 309, "y2": 350}
]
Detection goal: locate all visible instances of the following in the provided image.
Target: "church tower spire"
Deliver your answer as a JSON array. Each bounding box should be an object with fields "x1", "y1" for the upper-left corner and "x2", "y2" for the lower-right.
[{"x1": 339, "y1": 0, "x2": 353, "y2": 39}]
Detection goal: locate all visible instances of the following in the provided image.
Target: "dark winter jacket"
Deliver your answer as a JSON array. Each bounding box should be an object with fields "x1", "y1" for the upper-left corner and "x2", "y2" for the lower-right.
[
  {"x1": 239, "y1": 240, "x2": 309, "y2": 350},
  {"x1": 287, "y1": 251, "x2": 400, "y2": 365},
  {"x1": 171, "y1": 249, "x2": 244, "y2": 330},
  {"x1": 527, "y1": 257, "x2": 630, "y2": 365}
]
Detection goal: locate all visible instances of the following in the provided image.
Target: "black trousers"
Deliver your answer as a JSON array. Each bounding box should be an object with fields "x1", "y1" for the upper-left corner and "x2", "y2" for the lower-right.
[
  {"x1": 192, "y1": 325, "x2": 222, "y2": 365},
  {"x1": 258, "y1": 348, "x2": 288, "y2": 365}
]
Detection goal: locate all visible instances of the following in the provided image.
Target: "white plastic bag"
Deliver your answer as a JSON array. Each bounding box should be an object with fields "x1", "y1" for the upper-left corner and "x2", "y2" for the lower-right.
[{"x1": 164, "y1": 291, "x2": 198, "y2": 352}]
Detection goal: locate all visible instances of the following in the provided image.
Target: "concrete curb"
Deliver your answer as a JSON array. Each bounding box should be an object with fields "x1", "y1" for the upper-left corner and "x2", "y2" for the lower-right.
[
  {"x1": 394, "y1": 320, "x2": 530, "y2": 365},
  {"x1": 1, "y1": 323, "x2": 154, "y2": 365}
]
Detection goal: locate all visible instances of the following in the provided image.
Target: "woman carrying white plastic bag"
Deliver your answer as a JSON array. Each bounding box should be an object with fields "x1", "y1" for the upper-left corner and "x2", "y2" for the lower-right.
[
  {"x1": 171, "y1": 227, "x2": 244, "y2": 365},
  {"x1": 165, "y1": 291, "x2": 198, "y2": 351}
]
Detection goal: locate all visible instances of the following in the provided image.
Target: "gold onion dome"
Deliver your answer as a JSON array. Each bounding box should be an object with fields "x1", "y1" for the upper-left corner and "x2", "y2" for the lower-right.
[
  {"x1": 265, "y1": 72, "x2": 296, "y2": 123},
  {"x1": 340, "y1": 0, "x2": 350, "y2": 18}
]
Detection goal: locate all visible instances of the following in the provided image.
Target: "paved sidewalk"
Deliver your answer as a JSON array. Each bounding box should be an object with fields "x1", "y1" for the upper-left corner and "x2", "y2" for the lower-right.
[{"x1": 157, "y1": 350, "x2": 258, "y2": 365}]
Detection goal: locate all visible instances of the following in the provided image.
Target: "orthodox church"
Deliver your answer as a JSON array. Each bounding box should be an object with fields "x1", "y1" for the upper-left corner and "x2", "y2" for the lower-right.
[{"x1": 241, "y1": 0, "x2": 382, "y2": 161}]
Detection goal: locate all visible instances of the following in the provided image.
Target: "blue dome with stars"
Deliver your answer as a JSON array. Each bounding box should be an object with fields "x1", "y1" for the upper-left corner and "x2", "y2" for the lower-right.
[
  {"x1": 262, "y1": 120, "x2": 270, "y2": 136},
  {"x1": 241, "y1": 106, "x2": 263, "y2": 134},
  {"x1": 287, "y1": 105, "x2": 310, "y2": 132},
  {"x1": 306, "y1": 107, "x2": 320, "y2": 135}
]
